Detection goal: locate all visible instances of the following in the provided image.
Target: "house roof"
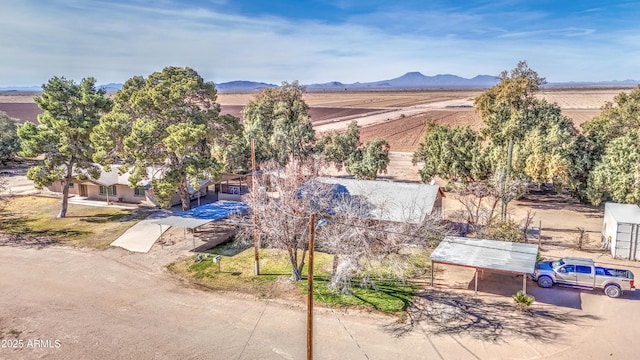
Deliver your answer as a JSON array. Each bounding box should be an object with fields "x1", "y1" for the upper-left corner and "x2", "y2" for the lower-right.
[
  {"x1": 77, "y1": 164, "x2": 149, "y2": 187},
  {"x1": 89, "y1": 165, "x2": 135, "y2": 186},
  {"x1": 430, "y1": 236, "x2": 539, "y2": 275},
  {"x1": 80, "y1": 164, "x2": 210, "y2": 193},
  {"x1": 605, "y1": 202, "x2": 640, "y2": 224},
  {"x1": 318, "y1": 177, "x2": 443, "y2": 224}
]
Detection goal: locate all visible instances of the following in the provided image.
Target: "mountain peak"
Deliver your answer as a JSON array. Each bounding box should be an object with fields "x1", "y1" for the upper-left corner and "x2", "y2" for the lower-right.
[{"x1": 400, "y1": 71, "x2": 426, "y2": 78}]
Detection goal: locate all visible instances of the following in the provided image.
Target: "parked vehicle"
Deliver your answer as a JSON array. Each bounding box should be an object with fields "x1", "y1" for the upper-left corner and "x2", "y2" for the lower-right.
[{"x1": 531, "y1": 257, "x2": 635, "y2": 298}]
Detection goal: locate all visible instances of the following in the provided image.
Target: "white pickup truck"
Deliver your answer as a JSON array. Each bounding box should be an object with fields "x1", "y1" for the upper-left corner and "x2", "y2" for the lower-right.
[{"x1": 531, "y1": 257, "x2": 635, "y2": 298}]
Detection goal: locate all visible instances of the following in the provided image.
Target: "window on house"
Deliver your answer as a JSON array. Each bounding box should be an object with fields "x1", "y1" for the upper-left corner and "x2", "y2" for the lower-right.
[
  {"x1": 134, "y1": 187, "x2": 145, "y2": 197},
  {"x1": 99, "y1": 185, "x2": 117, "y2": 196},
  {"x1": 68, "y1": 182, "x2": 74, "y2": 188}
]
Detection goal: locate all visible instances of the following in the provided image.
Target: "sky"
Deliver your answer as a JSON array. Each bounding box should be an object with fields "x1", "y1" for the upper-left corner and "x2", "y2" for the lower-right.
[{"x1": 1, "y1": 0, "x2": 639, "y2": 87}]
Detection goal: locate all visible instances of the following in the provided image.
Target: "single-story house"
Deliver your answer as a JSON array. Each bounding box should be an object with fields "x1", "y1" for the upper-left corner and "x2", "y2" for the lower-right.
[
  {"x1": 47, "y1": 164, "x2": 209, "y2": 208},
  {"x1": 318, "y1": 177, "x2": 444, "y2": 224},
  {"x1": 602, "y1": 202, "x2": 640, "y2": 261}
]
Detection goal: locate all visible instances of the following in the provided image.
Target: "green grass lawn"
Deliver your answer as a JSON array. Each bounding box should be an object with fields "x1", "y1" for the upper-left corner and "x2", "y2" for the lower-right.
[
  {"x1": 0, "y1": 196, "x2": 150, "y2": 249},
  {"x1": 169, "y1": 243, "x2": 425, "y2": 314}
]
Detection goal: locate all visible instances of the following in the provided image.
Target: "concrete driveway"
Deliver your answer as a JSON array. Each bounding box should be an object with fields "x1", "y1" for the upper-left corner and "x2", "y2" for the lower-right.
[{"x1": 110, "y1": 211, "x2": 172, "y2": 253}]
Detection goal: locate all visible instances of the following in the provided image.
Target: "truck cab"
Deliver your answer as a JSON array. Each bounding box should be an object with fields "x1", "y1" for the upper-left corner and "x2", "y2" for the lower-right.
[{"x1": 553, "y1": 258, "x2": 595, "y2": 288}]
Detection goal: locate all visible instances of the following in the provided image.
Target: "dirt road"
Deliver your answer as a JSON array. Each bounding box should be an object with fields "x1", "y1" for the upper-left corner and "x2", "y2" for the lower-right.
[
  {"x1": 1, "y1": 243, "x2": 639, "y2": 360},
  {"x1": 314, "y1": 98, "x2": 474, "y2": 133}
]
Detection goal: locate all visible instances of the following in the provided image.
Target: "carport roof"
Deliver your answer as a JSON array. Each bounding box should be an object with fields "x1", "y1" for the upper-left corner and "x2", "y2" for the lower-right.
[
  {"x1": 153, "y1": 201, "x2": 248, "y2": 229},
  {"x1": 430, "y1": 236, "x2": 539, "y2": 275}
]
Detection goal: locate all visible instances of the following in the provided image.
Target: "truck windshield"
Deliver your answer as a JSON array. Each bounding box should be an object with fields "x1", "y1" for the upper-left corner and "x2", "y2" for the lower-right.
[{"x1": 552, "y1": 260, "x2": 565, "y2": 268}]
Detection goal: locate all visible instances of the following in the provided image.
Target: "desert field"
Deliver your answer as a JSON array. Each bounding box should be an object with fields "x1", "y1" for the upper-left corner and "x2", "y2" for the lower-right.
[{"x1": 0, "y1": 88, "x2": 631, "y2": 153}]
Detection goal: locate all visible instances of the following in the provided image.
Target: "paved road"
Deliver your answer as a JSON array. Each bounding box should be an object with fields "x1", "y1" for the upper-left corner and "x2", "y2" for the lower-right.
[{"x1": 0, "y1": 245, "x2": 638, "y2": 359}]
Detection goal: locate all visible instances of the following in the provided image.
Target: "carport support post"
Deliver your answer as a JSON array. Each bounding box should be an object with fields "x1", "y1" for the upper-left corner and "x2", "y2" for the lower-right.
[
  {"x1": 430, "y1": 262, "x2": 434, "y2": 287},
  {"x1": 474, "y1": 269, "x2": 478, "y2": 296},
  {"x1": 523, "y1": 274, "x2": 527, "y2": 295}
]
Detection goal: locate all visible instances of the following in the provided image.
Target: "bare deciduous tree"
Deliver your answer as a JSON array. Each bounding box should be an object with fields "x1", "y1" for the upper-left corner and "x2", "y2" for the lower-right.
[
  {"x1": 575, "y1": 227, "x2": 589, "y2": 250},
  {"x1": 317, "y1": 190, "x2": 451, "y2": 293},
  {"x1": 520, "y1": 210, "x2": 537, "y2": 243},
  {"x1": 237, "y1": 157, "x2": 452, "y2": 291},
  {"x1": 456, "y1": 181, "x2": 500, "y2": 233},
  {"x1": 455, "y1": 173, "x2": 529, "y2": 236},
  {"x1": 238, "y1": 158, "x2": 333, "y2": 281}
]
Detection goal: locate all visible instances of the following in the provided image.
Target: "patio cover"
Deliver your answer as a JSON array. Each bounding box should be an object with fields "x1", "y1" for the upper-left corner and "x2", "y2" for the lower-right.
[
  {"x1": 154, "y1": 201, "x2": 248, "y2": 229},
  {"x1": 430, "y1": 236, "x2": 539, "y2": 294}
]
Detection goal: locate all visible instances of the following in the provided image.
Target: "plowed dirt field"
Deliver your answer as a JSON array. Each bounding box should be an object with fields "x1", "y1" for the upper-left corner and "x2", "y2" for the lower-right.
[{"x1": 1, "y1": 88, "x2": 631, "y2": 153}]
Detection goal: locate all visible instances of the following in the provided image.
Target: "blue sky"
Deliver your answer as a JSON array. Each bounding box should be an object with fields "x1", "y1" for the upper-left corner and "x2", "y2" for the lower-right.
[{"x1": 1, "y1": 0, "x2": 639, "y2": 86}]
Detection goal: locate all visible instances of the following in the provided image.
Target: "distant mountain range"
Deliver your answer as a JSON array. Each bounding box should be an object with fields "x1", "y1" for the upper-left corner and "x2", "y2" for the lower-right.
[
  {"x1": 2, "y1": 72, "x2": 639, "y2": 92},
  {"x1": 307, "y1": 72, "x2": 500, "y2": 91}
]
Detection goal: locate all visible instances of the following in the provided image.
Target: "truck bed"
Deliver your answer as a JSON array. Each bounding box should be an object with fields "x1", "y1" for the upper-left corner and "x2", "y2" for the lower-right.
[{"x1": 595, "y1": 266, "x2": 634, "y2": 279}]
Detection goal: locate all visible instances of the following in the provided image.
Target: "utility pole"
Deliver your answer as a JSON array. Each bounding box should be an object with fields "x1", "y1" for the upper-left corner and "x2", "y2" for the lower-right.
[
  {"x1": 307, "y1": 213, "x2": 315, "y2": 360},
  {"x1": 251, "y1": 138, "x2": 260, "y2": 275}
]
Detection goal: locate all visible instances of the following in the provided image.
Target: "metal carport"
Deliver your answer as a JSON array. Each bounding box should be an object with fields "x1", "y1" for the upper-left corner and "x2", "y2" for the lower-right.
[
  {"x1": 153, "y1": 201, "x2": 248, "y2": 249},
  {"x1": 430, "y1": 236, "x2": 539, "y2": 295}
]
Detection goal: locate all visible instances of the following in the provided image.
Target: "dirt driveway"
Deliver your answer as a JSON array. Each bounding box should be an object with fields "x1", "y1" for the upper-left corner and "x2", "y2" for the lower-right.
[{"x1": 1, "y1": 238, "x2": 639, "y2": 360}]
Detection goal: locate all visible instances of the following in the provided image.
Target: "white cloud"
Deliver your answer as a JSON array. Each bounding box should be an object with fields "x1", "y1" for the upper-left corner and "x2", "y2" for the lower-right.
[{"x1": 0, "y1": 0, "x2": 638, "y2": 86}]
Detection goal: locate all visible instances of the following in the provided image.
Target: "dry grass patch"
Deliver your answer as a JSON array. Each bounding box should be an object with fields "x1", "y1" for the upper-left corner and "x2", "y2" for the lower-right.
[{"x1": 0, "y1": 196, "x2": 150, "y2": 249}]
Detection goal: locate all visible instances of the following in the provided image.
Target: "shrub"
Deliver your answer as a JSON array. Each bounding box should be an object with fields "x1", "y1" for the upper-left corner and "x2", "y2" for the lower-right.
[{"x1": 513, "y1": 290, "x2": 535, "y2": 311}]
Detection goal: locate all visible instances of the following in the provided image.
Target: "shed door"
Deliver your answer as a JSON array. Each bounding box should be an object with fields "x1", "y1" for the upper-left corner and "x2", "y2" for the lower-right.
[
  {"x1": 632, "y1": 224, "x2": 640, "y2": 261},
  {"x1": 616, "y1": 224, "x2": 633, "y2": 259}
]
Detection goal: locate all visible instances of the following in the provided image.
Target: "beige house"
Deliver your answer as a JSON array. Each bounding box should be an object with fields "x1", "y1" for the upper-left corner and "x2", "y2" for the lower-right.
[{"x1": 47, "y1": 165, "x2": 209, "y2": 208}]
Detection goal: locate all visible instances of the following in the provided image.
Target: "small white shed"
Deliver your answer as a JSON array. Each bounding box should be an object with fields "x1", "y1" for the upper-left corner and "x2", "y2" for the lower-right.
[{"x1": 602, "y1": 203, "x2": 640, "y2": 261}]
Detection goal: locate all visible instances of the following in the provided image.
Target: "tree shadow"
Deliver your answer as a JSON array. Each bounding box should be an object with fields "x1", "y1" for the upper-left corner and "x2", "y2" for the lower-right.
[
  {"x1": 79, "y1": 210, "x2": 147, "y2": 223},
  {"x1": 468, "y1": 272, "x2": 584, "y2": 309},
  {"x1": 204, "y1": 241, "x2": 251, "y2": 256},
  {"x1": 353, "y1": 287, "x2": 414, "y2": 312},
  {"x1": 0, "y1": 215, "x2": 90, "y2": 243},
  {"x1": 385, "y1": 288, "x2": 600, "y2": 342},
  {"x1": 516, "y1": 193, "x2": 603, "y2": 217},
  {"x1": 0, "y1": 233, "x2": 60, "y2": 249},
  {"x1": 337, "y1": 279, "x2": 414, "y2": 312}
]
